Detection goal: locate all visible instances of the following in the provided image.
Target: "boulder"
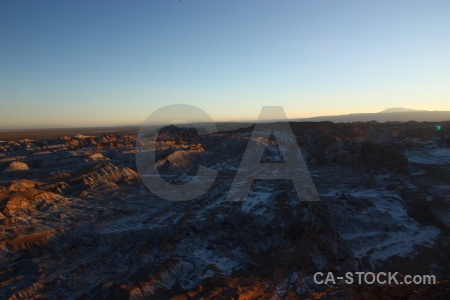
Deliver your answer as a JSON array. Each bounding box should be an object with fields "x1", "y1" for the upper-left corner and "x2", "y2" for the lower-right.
[{"x1": 7, "y1": 161, "x2": 29, "y2": 171}]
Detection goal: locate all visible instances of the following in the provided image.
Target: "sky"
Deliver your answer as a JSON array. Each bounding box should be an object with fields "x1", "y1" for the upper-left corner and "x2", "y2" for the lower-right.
[{"x1": 0, "y1": 0, "x2": 449, "y2": 129}]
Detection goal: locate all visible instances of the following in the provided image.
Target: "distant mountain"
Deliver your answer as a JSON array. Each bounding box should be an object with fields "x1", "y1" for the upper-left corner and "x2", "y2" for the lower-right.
[
  {"x1": 297, "y1": 110, "x2": 450, "y2": 123},
  {"x1": 379, "y1": 107, "x2": 422, "y2": 113}
]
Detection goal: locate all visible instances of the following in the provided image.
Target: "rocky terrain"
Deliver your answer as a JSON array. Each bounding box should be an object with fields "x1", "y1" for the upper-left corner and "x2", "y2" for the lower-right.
[{"x1": 0, "y1": 121, "x2": 449, "y2": 299}]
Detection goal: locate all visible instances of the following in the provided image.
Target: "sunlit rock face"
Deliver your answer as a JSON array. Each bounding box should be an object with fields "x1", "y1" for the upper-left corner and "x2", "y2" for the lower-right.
[
  {"x1": 0, "y1": 121, "x2": 449, "y2": 299},
  {"x1": 6, "y1": 161, "x2": 29, "y2": 171}
]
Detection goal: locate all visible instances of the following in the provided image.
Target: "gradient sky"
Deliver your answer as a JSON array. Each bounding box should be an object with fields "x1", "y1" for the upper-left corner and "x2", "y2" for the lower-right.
[{"x1": 1, "y1": 0, "x2": 449, "y2": 129}]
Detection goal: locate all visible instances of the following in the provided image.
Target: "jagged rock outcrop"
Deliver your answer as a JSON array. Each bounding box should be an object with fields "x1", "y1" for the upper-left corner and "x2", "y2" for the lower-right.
[
  {"x1": 8, "y1": 179, "x2": 37, "y2": 191},
  {"x1": 1, "y1": 186, "x2": 64, "y2": 215},
  {"x1": 74, "y1": 163, "x2": 139, "y2": 189},
  {"x1": 85, "y1": 152, "x2": 109, "y2": 161}
]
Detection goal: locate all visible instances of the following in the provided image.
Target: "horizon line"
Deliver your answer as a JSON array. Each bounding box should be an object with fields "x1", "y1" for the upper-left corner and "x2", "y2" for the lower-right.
[{"x1": 1, "y1": 109, "x2": 450, "y2": 132}]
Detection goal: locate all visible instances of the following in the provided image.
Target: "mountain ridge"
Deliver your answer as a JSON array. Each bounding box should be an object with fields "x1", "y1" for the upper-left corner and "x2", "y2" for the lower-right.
[
  {"x1": 297, "y1": 109, "x2": 450, "y2": 123},
  {"x1": 378, "y1": 107, "x2": 423, "y2": 113}
]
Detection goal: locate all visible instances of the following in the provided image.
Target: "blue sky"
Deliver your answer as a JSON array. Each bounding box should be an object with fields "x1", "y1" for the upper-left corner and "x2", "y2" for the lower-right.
[{"x1": 1, "y1": 0, "x2": 449, "y2": 129}]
